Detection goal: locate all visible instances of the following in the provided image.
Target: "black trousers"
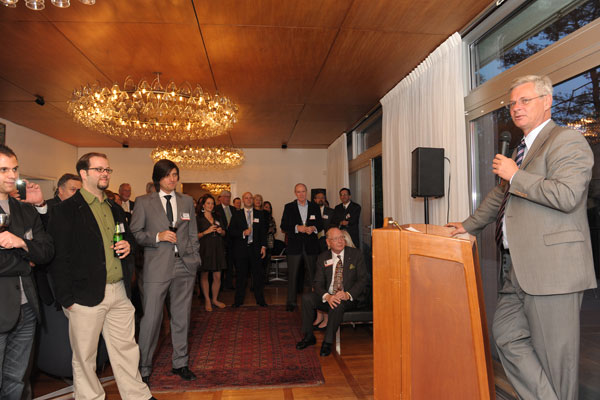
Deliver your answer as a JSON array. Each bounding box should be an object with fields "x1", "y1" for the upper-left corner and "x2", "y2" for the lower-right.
[
  {"x1": 234, "y1": 244, "x2": 265, "y2": 306},
  {"x1": 286, "y1": 251, "x2": 317, "y2": 307},
  {"x1": 301, "y1": 292, "x2": 356, "y2": 344}
]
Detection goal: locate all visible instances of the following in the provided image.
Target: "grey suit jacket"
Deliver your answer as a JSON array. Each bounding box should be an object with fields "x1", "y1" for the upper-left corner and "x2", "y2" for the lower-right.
[
  {"x1": 463, "y1": 121, "x2": 596, "y2": 295},
  {"x1": 130, "y1": 192, "x2": 201, "y2": 283}
]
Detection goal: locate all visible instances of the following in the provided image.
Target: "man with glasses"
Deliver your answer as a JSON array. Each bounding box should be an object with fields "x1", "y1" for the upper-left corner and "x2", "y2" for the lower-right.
[
  {"x1": 295, "y1": 227, "x2": 369, "y2": 357},
  {"x1": 215, "y1": 190, "x2": 236, "y2": 290},
  {"x1": 49, "y1": 153, "x2": 155, "y2": 399},
  {"x1": 448, "y1": 75, "x2": 595, "y2": 400}
]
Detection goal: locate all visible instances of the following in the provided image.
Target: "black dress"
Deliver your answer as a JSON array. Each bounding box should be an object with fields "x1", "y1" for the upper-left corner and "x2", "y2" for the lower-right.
[{"x1": 197, "y1": 212, "x2": 227, "y2": 272}]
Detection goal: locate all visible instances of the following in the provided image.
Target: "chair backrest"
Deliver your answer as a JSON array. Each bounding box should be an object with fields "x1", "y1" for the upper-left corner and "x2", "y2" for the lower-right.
[{"x1": 273, "y1": 239, "x2": 286, "y2": 256}]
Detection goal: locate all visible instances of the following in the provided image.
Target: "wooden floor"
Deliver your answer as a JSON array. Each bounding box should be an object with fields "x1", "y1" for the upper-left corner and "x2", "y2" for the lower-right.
[{"x1": 31, "y1": 284, "x2": 600, "y2": 399}]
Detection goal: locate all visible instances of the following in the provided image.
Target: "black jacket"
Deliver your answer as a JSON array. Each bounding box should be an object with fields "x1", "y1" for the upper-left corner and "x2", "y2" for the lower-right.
[
  {"x1": 280, "y1": 200, "x2": 323, "y2": 255},
  {"x1": 331, "y1": 201, "x2": 361, "y2": 248},
  {"x1": 48, "y1": 191, "x2": 134, "y2": 308},
  {"x1": 0, "y1": 197, "x2": 54, "y2": 332},
  {"x1": 228, "y1": 208, "x2": 268, "y2": 254}
]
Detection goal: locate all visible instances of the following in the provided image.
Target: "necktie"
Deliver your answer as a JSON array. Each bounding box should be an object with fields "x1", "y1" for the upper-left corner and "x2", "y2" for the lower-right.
[
  {"x1": 332, "y1": 255, "x2": 344, "y2": 294},
  {"x1": 224, "y1": 206, "x2": 232, "y2": 224},
  {"x1": 246, "y1": 209, "x2": 253, "y2": 244},
  {"x1": 495, "y1": 138, "x2": 526, "y2": 248},
  {"x1": 164, "y1": 195, "x2": 173, "y2": 223}
]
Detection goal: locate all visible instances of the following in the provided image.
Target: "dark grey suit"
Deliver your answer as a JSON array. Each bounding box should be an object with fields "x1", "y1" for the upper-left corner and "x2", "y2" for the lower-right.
[
  {"x1": 463, "y1": 121, "x2": 595, "y2": 400},
  {"x1": 130, "y1": 191, "x2": 200, "y2": 377}
]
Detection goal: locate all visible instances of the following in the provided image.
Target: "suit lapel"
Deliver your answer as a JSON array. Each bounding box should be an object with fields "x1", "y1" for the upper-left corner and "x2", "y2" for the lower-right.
[
  {"x1": 175, "y1": 192, "x2": 184, "y2": 225},
  {"x1": 7, "y1": 197, "x2": 24, "y2": 237},
  {"x1": 74, "y1": 193, "x2": 102, "y2": 240},
  {"x1": 151, "y1": 192, "x2": 170, "y2": 225},
  {"x1": 520, "y1": 120, "x2": 555, "y2": 169}
]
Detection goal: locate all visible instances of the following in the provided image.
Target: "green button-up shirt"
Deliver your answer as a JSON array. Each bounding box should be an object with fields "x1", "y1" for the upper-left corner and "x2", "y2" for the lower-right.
[{"x1": 80, "y1": 188, "x2": 123, "y2": 283}]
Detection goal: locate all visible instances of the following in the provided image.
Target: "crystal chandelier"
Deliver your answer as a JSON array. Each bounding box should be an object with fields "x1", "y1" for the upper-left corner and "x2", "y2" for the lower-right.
[
  {"x1": 201, "y1": 183, "x2": 232, "y2": 197},
  {"x1": 67, "y1": 75, "x2": 238, "y2": 142},
  {"x1": 150, "y1": 145, "x2": 244, "y2": 170},
  {"x1": 1, "y1": 0, "x2": 95, "y2": 10}
]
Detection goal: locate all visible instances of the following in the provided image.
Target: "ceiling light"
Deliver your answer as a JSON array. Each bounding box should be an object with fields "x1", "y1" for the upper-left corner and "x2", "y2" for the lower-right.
[{"x1": 150, "y1": 145, "x2": 244, "y2": 170}]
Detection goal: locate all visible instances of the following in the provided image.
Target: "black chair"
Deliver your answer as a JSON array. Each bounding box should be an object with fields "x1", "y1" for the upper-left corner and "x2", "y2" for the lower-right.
[{"x1": 269, "y1": 239, "x2": 287, "y2": 282}]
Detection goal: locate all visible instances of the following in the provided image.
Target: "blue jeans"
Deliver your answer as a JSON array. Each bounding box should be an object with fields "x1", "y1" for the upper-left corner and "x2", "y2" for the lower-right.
[{"x1": 0, "y1": 304, "x2": 36, "y2": 400}]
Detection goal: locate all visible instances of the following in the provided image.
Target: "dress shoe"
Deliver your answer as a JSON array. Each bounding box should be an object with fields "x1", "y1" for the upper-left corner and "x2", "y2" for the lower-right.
[
  {"x1": 258, "y1": 302, "x2": 268, "y2": 307},
  {"x1": 286, "y1": 305, "x2": 296, "y2": 312},
  {"x1": 320, "y1": 342, "x2": 332, "y2": 357},
  {"x1": 296, "y1": 335, "x2": 316, "y2": 350},
  {"x1": 141, "y1": 375, "x2": 150, "y2": 386},
  {"x1": 171, "y1": 366, "x2": 197, "y2": 381}
]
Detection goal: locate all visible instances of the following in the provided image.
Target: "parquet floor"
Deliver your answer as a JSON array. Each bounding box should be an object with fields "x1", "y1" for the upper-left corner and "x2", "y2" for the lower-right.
[{"x1": 30, "y1": 284, "x2": 600, "y2": 399}]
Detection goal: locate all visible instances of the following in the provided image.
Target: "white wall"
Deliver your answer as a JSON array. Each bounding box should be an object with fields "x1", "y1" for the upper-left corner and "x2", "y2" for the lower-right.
[
  {"x1": 1, "y1": 117, "x2": 78, "y2": 198},
  {"x1": 77, "y1": 147, "x2": 328, "y2": 240}
]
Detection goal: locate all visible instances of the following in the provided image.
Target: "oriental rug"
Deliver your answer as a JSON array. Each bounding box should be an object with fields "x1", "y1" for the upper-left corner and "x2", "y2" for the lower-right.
[{"x1": 149, "y1": 305, "x2": 324, "y2": 392}]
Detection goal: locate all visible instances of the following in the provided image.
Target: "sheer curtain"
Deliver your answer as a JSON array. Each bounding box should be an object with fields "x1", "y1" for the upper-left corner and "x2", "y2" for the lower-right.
[
  {"x1": 380, "y1": 33, "x2": 470, "y2": 226},
  {"x1": 327, "y1": 133, "x2": 349, "y2": 205}
]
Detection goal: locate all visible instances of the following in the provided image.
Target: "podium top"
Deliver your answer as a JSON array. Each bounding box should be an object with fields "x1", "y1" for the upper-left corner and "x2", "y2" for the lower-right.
[{"x1": 382, "y1": 220, "x2": 473, "y2": 243}]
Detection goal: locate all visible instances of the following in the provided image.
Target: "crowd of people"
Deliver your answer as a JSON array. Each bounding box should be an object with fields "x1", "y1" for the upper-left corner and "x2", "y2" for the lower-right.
[{"x1": 0, "y1": 147, "x2": 369, "y2": 400}]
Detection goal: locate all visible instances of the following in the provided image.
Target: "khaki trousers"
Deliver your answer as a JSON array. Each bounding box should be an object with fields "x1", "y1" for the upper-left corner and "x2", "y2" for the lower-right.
[{"x1": 64, "y1": 281, "x2": 151, "y2": 400}]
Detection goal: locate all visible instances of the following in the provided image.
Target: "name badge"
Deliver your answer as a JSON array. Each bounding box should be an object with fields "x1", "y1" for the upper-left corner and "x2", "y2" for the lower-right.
[
  {"x1": 323, "y1": 215, "x2": 329, "y2": 219},
  {"x1": 309, "y1": 215, "x2": 316, "y2": 220},
  {"x1": 346, "y1": 213, "x2": 351, "y2": 219},
  {"x1": 24, "y1": 229, "x2": 33, "y2": 240},
  {"x1": 118, "y1": 223, "x2": 125, "y2": 232},
  {"x1": 324, "y1": 259, "x2": 334, "y2": 267},
  {"x1": 181, "y1": 213, "x2": 190, "y2": 221},
  {"x1": 215, "y1": 220, "x2": 221, "y2": 226},
  {"x1": 253, "y1": 218, "x2": 260, "y2": 223}
]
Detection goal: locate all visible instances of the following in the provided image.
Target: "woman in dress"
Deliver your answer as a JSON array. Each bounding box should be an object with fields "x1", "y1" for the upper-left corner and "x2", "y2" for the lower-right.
[{"x1": 197, "y1": 194, "x2": 227, "y2": 311}]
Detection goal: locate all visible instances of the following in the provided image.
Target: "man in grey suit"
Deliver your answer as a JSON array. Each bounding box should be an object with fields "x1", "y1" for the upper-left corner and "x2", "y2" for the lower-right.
[
  {"x1": 130, "y1": 159, "x2": 201, "y2": 384},
  {"x1": 448, "y1": 75, "x2": 596, "y2": 400}
]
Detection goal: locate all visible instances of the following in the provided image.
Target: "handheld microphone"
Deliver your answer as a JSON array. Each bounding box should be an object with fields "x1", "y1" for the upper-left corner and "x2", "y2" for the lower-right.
[{"x1": 499, "y1": 131, "x2": 512, "y2": 157}]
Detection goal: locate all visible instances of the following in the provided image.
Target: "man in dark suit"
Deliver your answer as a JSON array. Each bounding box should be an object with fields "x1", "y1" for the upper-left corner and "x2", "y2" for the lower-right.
[
  {"x1": 48, "y1": 152, "x2": 154, "y2": 399},
  {"x1": 448, "y1": 75, "x2": 596, "y2": 400},
  {"x1": 228, "y1": 191, "x2": 268, "y2": 307},
  {"x1": 313, "y1": 191, "x2": 334, "y2": 252},
  {"x1": 280, "y1": 183, "x2": 323, "y2": 311},
  {"x1": 130, "y1": 159, "x2": 200, "y2": 384},
  {"x1": 331, "y1": 188, "x2": 361, "y2": 248},
  {"x1": 0, "y1": 145, "x2": 54, "y2": 399},
  {"x1": 296, "y1": 227, "x2": 369, "y2": 356},
  {"x1": 214, "y1": 189, "x2": 237, "y2": 290},
  {"x1": 119, "y1": 183, "x2": 134, "y2": 216}
]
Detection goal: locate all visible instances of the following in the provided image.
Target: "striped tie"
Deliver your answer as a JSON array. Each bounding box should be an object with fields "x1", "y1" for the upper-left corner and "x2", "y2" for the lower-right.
[{"x1": 495, "y1": 138, "x2": 526, "y2": 248}]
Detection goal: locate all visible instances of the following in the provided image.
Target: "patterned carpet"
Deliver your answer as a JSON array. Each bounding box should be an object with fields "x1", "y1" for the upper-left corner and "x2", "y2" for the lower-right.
[{"x1": 150, "y1": 304, "x2": 325, "y2": 392}]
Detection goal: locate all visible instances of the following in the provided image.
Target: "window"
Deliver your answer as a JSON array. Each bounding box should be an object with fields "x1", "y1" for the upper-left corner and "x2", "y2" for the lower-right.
[{"x1": 469, "y1": 0, "x2": 600, "y2": 88}]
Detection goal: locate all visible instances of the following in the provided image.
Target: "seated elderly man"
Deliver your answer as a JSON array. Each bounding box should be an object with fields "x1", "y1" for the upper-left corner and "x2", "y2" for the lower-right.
[{"x1": 296, "y1": 227, "x2": 369, "y2": 356}]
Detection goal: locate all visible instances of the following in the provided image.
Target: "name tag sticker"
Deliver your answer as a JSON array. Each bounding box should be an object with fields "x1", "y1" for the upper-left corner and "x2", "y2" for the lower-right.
[
  {"x1": 253, "y1": 218, "x2": 260, "y2": 223},
  {"x1": 323, "y1": 215, "x2": 329, "y2": 219},
  {"x1": 119, "y1": 223, "x2": 125, "y2": 232},
  {"x1": 215, "y1": 220, "x2": 221, "y2": 226},
  {"x1": 309, "y1": 215, "x2": 316, "y2": 220},
  {"x1": 324, "y1": 259, "x2": 334, "y2": 267},
  {"x1": 181, "y1": 213, "x2": 190, "y2": 221},
  {"x1": 346, "y1": 213, "x2": 351, "y2": 219}
]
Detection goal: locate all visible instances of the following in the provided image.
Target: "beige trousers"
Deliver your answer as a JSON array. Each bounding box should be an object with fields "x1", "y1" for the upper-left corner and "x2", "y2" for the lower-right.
[{"x1": 64, "y1": 281, "x2": 151, "y2": 400}]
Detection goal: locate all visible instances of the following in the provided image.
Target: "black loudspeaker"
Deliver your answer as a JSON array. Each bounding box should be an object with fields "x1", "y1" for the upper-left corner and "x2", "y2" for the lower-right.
[{"x1": 411, "y1": 147, "x2": 444, "y2": 198}]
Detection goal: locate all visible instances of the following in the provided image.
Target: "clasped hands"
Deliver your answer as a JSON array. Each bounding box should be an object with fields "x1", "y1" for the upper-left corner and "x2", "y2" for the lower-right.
[
  {"x1": 325, "y1": 291, "x2": 350, "y2": 309},
  {"x1": 297, "y1": 225, "x2": 316, "y2": 234}
]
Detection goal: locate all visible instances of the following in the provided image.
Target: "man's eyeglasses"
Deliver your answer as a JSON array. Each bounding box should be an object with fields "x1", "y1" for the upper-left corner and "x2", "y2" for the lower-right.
[
  {"x1": 87, "y1": 167, "x2": 114, "y2": 174},
  {"x1": 505, "y1": 95, "x2": 546, "y2": 110},
  {"x1": 328, "y1": 236, "x2": 346, "y2": 242}
]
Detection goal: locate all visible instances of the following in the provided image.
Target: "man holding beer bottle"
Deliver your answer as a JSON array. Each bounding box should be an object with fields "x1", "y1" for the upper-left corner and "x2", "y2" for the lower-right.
[{"x1": 49, "y1": 152, "x2": 155, "y2": 400}]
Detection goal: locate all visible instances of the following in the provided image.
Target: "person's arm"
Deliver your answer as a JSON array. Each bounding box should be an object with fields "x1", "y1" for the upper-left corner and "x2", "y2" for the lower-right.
[
  {"x1": 188, "y1": 199, "x2": 200, "y2": 254},
  {"x1": 129, "y1": 199, "x2": 159, "y2": 247},
  {"x1": 510, "y1": 130, "x2": 593, "y2": 212},
  {"x1": 347, "y1": 250, "x2": 369, "y2": 301},
  {"x1": 346, "y1": 203, "x2": 361, "y2": 227}
]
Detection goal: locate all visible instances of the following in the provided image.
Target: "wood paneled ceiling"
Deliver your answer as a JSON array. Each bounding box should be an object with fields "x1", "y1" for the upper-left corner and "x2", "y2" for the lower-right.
[{"x1": 0, "y1": 0, "x2": 490, "y2": 148}]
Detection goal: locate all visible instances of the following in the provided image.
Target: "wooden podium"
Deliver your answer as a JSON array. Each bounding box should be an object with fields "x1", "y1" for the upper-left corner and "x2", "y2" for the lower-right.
[{"x1": 372, "y1": 221, "x2": 494, "y2": 399}]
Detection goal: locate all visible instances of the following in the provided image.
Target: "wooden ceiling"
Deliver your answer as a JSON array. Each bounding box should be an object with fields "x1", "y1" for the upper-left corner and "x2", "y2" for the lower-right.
[{"x1": 0, "y1": 0, "x2": 490, "y2": 148}]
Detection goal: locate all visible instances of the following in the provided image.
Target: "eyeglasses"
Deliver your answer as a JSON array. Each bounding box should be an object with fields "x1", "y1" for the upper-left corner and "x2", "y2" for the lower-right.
[
  {"x1": 87, "y1": 167, "x2": 114, "y2": 174},
  {"x1": 328, "y1": 236, "x2": 346, "y2": 242},
  {"x1": 505, "y1": 95, "x2": 546, "y2": 110}
]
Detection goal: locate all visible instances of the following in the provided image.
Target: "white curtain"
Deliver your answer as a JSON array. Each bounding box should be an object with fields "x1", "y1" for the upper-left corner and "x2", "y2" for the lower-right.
[
  {"x1": 380, "y1": 32, "x2": 470, "y2": 226},
  {"x1": 327, "y1": 133, "x2": 349, "y2": 204}
]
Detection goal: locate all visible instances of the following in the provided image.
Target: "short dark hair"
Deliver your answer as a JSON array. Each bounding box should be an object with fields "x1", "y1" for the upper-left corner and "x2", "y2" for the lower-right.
[
  {"x1": 152, "y1": 159, "x2": 179, "y2": 191},
  {"x1": 198, "y1": 193, "x2": 215, "y2": 213},
  {"x1": 76, "y1": 152, "x2": 108, "y2": 177},
  {"x1": 339, "y1": 187, "x2": 351, "y2": 196},
  {"x1": 233, "y1": 197, "x2": 241, "y2": 202},
  {"x1": 0, "y1": 145, "x2": 17, "y2": 159},
  {"x1": 57, "y1": 173, "x2": 81, "y2": 188}
]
